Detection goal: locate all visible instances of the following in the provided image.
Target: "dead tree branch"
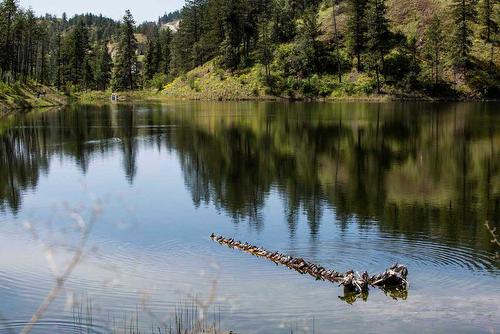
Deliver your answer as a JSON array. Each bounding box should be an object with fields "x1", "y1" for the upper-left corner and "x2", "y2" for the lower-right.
[{"x1": 211, "y1": 234, "x2": 409, "y2": 294}]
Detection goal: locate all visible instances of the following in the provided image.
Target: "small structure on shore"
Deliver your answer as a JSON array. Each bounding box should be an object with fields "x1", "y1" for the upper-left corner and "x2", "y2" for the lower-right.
[
  {"x1": 111, "y1": 93, "x2": 119, "y2": 101},
  {"x1": 211, "y1": 233, "x2": 408, "y2": 294}
]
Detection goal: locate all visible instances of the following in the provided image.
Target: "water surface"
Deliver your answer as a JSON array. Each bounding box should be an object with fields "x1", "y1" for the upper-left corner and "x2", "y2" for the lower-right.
[{"x1": 0, "y1": 102, "x2": 499, "y2": 333}]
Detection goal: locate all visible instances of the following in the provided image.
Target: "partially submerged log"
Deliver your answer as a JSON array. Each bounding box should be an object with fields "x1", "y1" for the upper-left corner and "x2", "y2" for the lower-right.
[{"x1": 210, "y1": 234, "x2": 408, "y2": 294}]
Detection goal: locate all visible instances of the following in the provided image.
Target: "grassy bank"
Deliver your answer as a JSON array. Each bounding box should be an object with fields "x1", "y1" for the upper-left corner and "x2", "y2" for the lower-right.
[
  {"x1": 0, "y1": 81, "x2": 70, "y2": 116},
  {"x1": 78, "y1": 89, "x2": 170, "y2": 104},
  {"x1": 161, "y1": 60, "x2": 461, "y2": 102},
  {"x1": 163, "y1": 60, "x2": 275, "y2": 101}
]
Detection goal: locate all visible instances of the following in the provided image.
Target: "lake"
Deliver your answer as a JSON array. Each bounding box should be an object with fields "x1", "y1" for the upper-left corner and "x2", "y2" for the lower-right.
[{"x1": 0, "y1": 102, "x2": 499, "y2": 333}]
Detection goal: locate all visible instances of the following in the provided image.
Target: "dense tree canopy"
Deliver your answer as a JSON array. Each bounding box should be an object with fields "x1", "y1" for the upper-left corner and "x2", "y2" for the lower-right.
[{"x1": 0, "y1": 0, "x2": 498, "y2": 97}]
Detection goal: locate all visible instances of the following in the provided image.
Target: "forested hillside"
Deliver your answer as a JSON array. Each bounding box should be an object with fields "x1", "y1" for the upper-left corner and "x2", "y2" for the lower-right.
[
  {"x1": 166, "y1": 0, "x2": 499, "y2": 99},
  {"x1": 0, "y1": 0, "x2": 498, "y2": 102}
]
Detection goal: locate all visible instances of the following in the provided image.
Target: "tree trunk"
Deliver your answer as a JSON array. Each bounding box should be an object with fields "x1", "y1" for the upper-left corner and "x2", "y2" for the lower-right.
[
  {"x1": 489, "y1": 43, "x2": 494, "y2": 74},
  {"x1": 375, "y1": 65, "x2": 381, "y2": 94},
  {"x1": 333, "y1": 0, "x2": 342, "y2": 83}
]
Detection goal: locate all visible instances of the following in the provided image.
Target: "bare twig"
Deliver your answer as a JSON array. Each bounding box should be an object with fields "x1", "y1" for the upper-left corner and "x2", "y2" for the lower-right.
[
  {"x1": 485, "y1": 222, "x2": 500, "y2": 259},
  {"x1": 19, "y1": 201, "x2": 102, "y2": 334}
]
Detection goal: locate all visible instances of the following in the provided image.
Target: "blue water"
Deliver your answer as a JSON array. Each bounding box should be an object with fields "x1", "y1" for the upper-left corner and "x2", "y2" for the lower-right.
[{"x1": 0, "y1": 101, "x2": 498, "y2": 333}]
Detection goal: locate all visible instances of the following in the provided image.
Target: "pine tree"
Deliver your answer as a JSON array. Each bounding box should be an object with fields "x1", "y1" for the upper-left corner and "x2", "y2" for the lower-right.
[
  {"x1": 258, "y1": 19, "x2": 273, "y2": 81},
  {"x1": 24, "y1": 9, "x2": 37, "y2": 80},
  {"x1": 38, "y1": 20, "x2": 49, "y2": 84},
  {"x1": 170, "y1": 0, "x2": 206, "y2": 74},
  {"x1": 219, "y1": 0, "x2": 245, "y2": 70},
  {"x1": 0, "y1": 0, "x2": 18, "y2": 78},
  {"x1": 63, "y1": 20, "x2": 91, "y2": 86},
  {"x1": 112, "y1": 10, "x2": 138, "y2": 91},
  {"x1": 365, "y1": 0, "x2": 391, "y2": 93},
  {"x1": 346, "y1": 0, "x2": 368, "y2": 71},
  {"x1": 144, "y1": 31, "x2": 159, "y2": 81},
  {"x1": 55, "y1": 22, "x2": 63, "y2": 89},
  {"x1": 83, "y1": 56, "x2": 95, "y2": 90},
  {"x1": 479, "y1": 0, "x2": 498, "y2": 72},
  {"x1": 271, "y1": 0, "x2": 297, "y2": 43},
  {"x1": 450, "y1": 0, "x2": 477, "y2": 71},
  {"x1": 95, "y1": 42, "x2": 112, "y2": 90},
  {"x1": 298, "y1": 8, "x2": 322, "y2": 77},
  {"x1": 182, "y1": 0, "x2": 206, "y2": 67},
  {"x1": 332, "y1": 0, "x2": 343, "y2": 82},
  {"x1": 159, "y1": 28, "x2": 172, "y2": 75},
  {"x1": 479, "y1": 0, "x2": 497, "y2": 42},
  {"x1": 424, "y1": 15, "x2": 445, "y2": 84}
]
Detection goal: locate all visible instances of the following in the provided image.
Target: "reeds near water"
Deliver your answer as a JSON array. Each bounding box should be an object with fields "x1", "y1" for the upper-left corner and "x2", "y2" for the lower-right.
[{"x1": 71, "y1": 299, "x2": 223, "y2": 334}]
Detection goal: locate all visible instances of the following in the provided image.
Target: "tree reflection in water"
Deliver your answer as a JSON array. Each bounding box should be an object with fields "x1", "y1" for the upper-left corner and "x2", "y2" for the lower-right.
[{"x1": 0, "y1": 102, "x2": 498, "y2": 258}]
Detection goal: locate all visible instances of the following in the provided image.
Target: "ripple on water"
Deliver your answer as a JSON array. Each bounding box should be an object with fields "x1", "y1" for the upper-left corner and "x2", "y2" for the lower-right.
[
  {"x1": 0, "y1": 318, "x2": 108, "y2": 334},
  {"x1": 0, "y1": 226, "x2": 498, "y2": 334},
  {"x1": 295, "y1": 228, "x2": 500, "y2": 275}
]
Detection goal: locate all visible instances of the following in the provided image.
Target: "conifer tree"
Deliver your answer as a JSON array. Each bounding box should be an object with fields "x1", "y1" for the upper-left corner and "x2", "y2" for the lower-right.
[
  {"x1": 346, "y1": 0, "x2": 368, "y2": 71},
  {"x1": 424, "y1": 15, "x2": 445, "y2": 84},
  {"x1": 450, "y1": 0, "x2": 477, "y2": 71},
  {"x1": 258, "y1": 19, "x2": 273, "y2": 81},
  {"x1": 159, "y1": 28, "x2": 172, "y2": 75},
  {"x1": 0, "y1": 0, "x2": 18, "y2": 78},
  {"x1": 144, "y1": 31, "x2": 159, "y2": 81},
  {"x1": 112, "y1": 10, "x2": 138, "y2": 91},
  {"x1": 83, "y1": 56, "x2": 95, "y2": 90},
  {"x1": 479, "y1": 0, "x2": 497, "y2": 43},
  {"x1": 271, "y1": 0, "x2": 297, "y2": 43},
  {"x1": 55, "y1": 22, "x2": 63, "y2": 89},
  {"x1": 332, "y1": 0, "x2": 343, "y2": 82},
  {"x1": 95, "y1": 42, "x2": 112, "y2": 90},
  {"x1": 479, "y1": 0, "x2": 498, "y2": 71},
  {"x1": 219, "y1": 0, "x2": 245, "y2": 70},
  {"x1": 365, "y1": 0, "x2": 390, "y2": 93},
  {"x1": 63, "y1": 20, "x2": 91, "y2": 86},
  {"x1": 299, "y1": 9, "x2": 322, "y2": 77}
]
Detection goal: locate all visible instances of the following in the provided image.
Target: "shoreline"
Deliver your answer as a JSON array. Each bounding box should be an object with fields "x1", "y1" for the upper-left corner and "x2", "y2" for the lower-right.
[
  {"x1": 78, "y1": 90, "x2": 499, "y2": 104},
  {"x1": 0, "y1": 83, "x2": 71, "y2": 116},
  {"x1": 2, "y1": 87, "x2": 498, "y2": 118}
]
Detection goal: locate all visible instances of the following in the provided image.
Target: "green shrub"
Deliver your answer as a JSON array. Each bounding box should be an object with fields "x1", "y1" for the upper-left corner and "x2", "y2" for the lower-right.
[
  {"x1": 145, "y1": 73, "x2": 171, "y2": 91},
  {"x1": 317, "y1": 76, "x2": 338, "y2": 97},
  {"x1": 188, "y1": 76, "x2": 201, "y2": 92},
  {"x1": 384, "y1": 49, "x2": 420, "y2": 90},
  {"x1": 356, "y1": 76, "x2": 377, "y2": 94},
  {"x1": 466, "y1": 69, "x2": 500, "y2": 98}
]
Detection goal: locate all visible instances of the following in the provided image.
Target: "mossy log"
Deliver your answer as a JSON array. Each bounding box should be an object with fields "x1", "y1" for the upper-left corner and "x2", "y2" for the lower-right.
[{"x1": 211, "y1": 233, "x2": 409, "y2": 293}]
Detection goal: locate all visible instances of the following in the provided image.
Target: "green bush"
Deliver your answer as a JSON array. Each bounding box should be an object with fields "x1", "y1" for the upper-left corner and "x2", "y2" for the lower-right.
[
  {"x1": 317, "y1": 76, "x2": 338, "y2": 97},
  {"x1": 356, "y1": 76, "x2": 378, "y2": 94},
  {"x1": 145, "y1": 73, "x2": 171, "y2": 91},
  {"x1": 466, "y1": 69, "x2": 500, "y2": 98},
  {"x1": 384, "y1": 49, "x2": 420, "y2": 90},
  {"x1": 188, "y1": 76, "x2": 201, "y2": 92}
]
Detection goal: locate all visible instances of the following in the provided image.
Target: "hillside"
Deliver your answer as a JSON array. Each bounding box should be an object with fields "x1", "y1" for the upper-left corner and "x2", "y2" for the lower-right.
[
  {"x1": 164, "y1": 61, "x2": 271, "y2": 100},
  {"x1": 163, "y1": 0, "x2": 499, "y2": 100},
  {"x1": 0, "y1": 82, "x2": 69, "y2": 116},
  {"x1": 0, "y1": 0, "x2": 497, "y2": 103}
]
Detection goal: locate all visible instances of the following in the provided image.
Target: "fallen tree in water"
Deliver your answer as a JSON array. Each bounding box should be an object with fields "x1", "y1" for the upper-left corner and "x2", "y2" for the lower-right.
[{"x1": 210, "y1": 234, "x2": 408, "y2": 294}]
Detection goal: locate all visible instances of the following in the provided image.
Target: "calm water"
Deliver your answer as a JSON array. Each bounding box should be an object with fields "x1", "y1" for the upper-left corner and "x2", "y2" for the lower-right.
[{"x1": 0, "y1": 102, "x2": 499, "y2": 333}]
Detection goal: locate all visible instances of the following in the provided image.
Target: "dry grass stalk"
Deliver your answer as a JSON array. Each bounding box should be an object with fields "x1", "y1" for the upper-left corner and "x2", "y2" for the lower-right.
[{"x1": 484, "y1": 222, "x2": 500, "y2": 260}]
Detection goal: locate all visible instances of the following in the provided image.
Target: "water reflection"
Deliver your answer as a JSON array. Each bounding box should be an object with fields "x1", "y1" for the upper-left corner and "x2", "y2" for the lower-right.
[{"x1": 0, "y1": 102, "x2": 498, "y2": 258}]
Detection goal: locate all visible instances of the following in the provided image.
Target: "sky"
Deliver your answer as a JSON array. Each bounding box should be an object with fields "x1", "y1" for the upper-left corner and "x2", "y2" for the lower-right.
[{"x1": 19, "y1": 0, "x2": 185, "y2": 23}]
